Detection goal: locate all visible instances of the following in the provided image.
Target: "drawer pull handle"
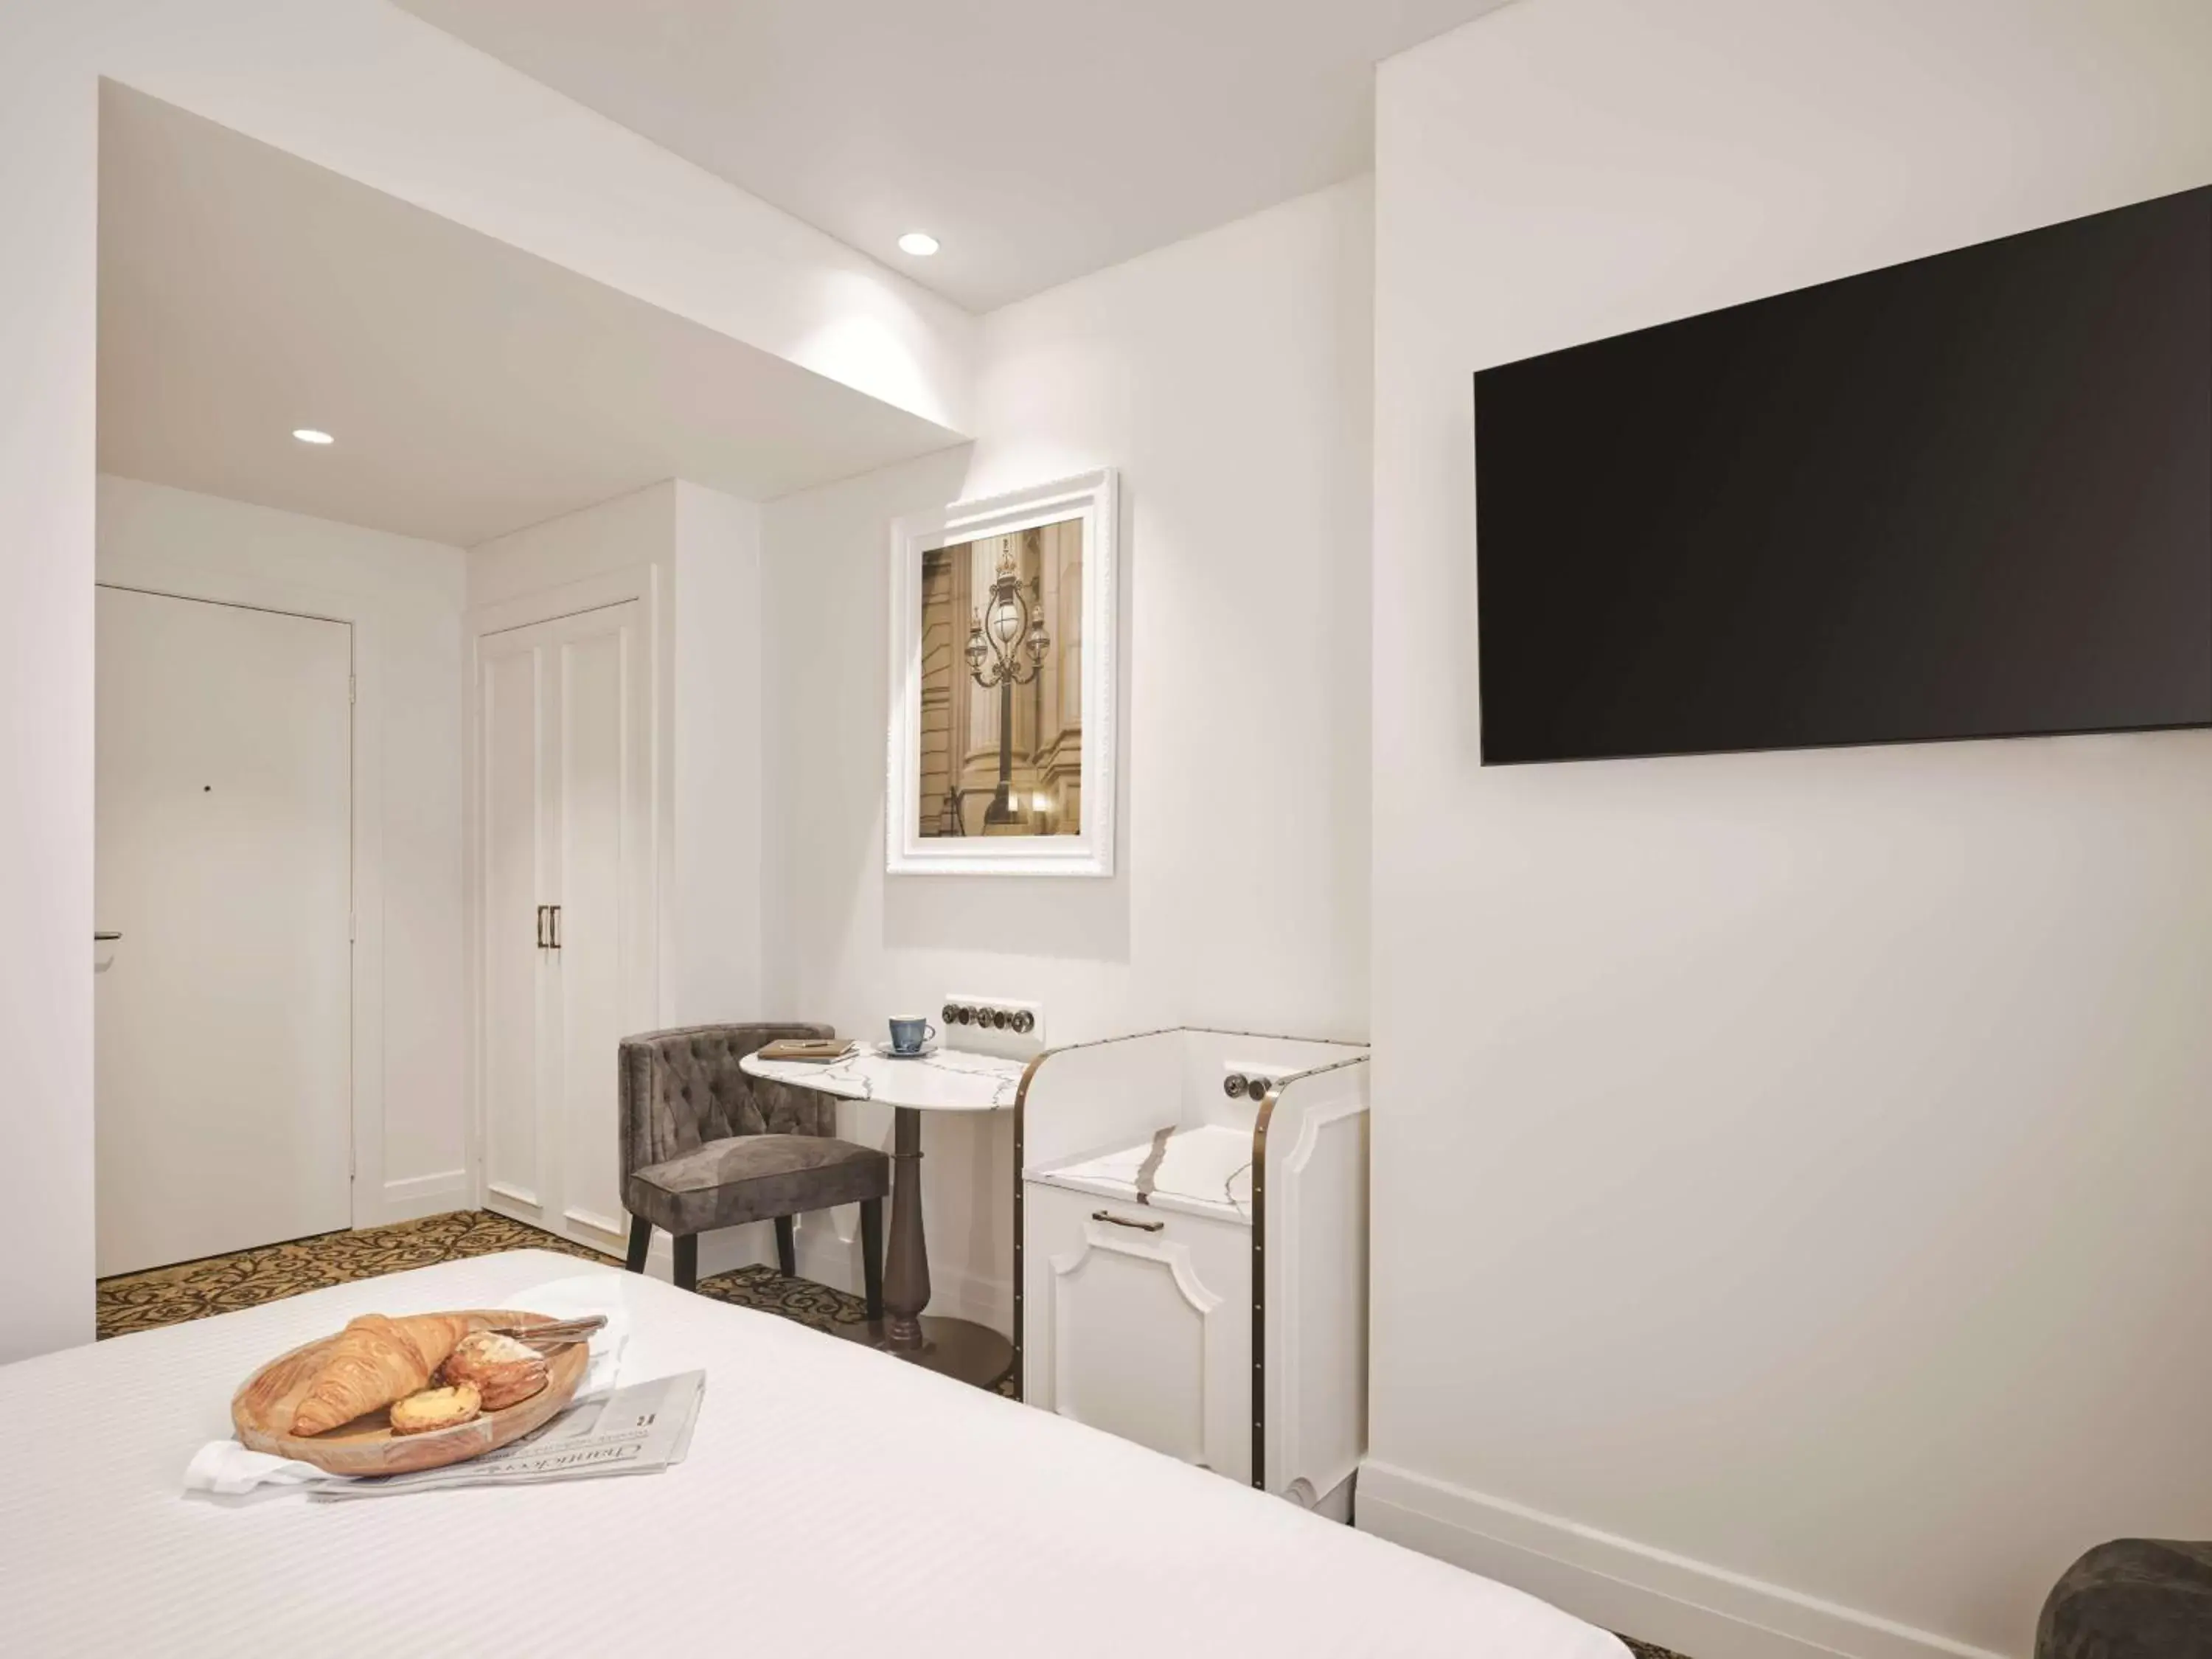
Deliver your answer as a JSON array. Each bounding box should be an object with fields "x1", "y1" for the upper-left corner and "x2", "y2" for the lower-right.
[{"x1": 1093, "y1": 1209, "x2": 1164, "y2": 1232}]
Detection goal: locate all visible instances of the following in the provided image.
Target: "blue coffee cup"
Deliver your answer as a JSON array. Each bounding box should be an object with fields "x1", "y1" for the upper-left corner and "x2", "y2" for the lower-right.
[{"x1": 888, "y1": 1016, "x2": 936, "y2": 1055}]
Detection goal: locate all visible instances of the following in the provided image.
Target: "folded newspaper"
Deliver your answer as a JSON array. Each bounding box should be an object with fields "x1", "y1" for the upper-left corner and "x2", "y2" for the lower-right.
[{"x1": 305, "y1": 1370, "x2": 705, "y2": 1501}]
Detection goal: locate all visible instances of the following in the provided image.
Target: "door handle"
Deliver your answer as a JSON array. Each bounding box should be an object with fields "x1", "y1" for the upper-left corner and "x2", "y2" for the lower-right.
[
  {"x1": 1092, "y1": 1209, "x2": 1164, "y2": 1232},
  {"x1": 94, "y1": 931, "x2": 122, "y2": 942},
  {"x1": 549, "y1": 905, "x2": 561, "y2": 950},
  {"x1": 535, "y1": 905, "x2": 549, "y2": 949}
]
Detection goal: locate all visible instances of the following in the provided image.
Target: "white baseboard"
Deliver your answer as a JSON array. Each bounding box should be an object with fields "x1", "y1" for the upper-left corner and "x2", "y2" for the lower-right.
[
  {"x1": 695, "y1": 1221, "x2": 771, "y2": 1280},
  {"x1": 378, "y1": 1169, "x2": 471, "y2": 1225},
  {"x1": 611, "y1": 1221, "x2": 801, "y2": 1284},
  {"x1": 931, "y1": 1261, "x2": 1012, "y2": 1334},
  {"x1": 789, "y1": 1227, "x2": 1013, "y2": 1335},
  {"x1": 1355, "y1": 1461, "x2": 2009, "y2": 1659}
]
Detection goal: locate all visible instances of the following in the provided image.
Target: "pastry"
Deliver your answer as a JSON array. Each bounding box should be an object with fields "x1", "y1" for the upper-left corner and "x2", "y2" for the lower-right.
[
  {"x1": 438, "y1": 1331, "x2": 549, "y2": 1411},
  {"x1": 288, "y1": 1312, "x2": 476, "y2": 1436},
  {"x1": 389, "y1": 1382, "x2": 482, "y2": 1436}
]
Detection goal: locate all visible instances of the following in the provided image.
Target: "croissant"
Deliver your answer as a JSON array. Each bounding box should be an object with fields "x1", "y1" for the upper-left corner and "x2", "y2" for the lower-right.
[{"x1": 288, "y1": 1313, "x2": 476, "y2": 1436}]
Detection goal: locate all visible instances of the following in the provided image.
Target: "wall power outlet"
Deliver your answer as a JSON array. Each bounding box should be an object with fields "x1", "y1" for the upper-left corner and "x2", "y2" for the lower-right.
[
  {"x1": 1222, "y1": 1060, "x2": 1294, "y2": 1099},
  {"x1": 940, "y1": 995, "x2": 1045, "y2": 1056}
]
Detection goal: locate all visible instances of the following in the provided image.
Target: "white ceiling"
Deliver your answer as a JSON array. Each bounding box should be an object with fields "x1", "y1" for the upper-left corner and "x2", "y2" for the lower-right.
[
  {"x1": 392, "y1": 0, "x2": 1515, "y2": 312},
  {"x1": 97, "y1": 86, "x2": 963, "y2": 548}
]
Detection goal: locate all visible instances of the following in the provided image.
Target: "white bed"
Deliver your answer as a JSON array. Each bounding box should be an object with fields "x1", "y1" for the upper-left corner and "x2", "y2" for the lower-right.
[{"x1": 0, "y1": 1251, "x2": 1624, "y2": 1657}]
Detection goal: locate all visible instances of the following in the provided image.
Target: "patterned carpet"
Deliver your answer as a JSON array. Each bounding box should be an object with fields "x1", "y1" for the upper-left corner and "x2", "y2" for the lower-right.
[
  {"x1": 95, "y1": 1208, "x2": 1010, "y2": 1394},
  {"x1": 97, "y1": 1206, "x2": 890, "y2": 1339},
  {"x1": 97, "y1": 1210, "x2": 1688, "y2": 1659}
]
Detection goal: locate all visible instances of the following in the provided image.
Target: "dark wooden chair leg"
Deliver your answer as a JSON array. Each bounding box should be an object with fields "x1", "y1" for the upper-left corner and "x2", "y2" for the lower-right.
[
  {"x1": 774, "y1": 1215, "x2": 797, "y2": 1279},
  {"x1": 624, "y1": 1214, "x2": 652, "y2": 1275},
  {"x1": 860, "y1": 1197, "x2": 884, "y2": 1324},
  {"x1": 672, "y1": 1232, "x2": 698, "y2": 1293}
]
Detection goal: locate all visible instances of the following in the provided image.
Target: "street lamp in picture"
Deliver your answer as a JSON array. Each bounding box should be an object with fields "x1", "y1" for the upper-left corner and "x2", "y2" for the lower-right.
[{"x1": 964, "y1": 537, "x2": 1051, "y2": 827}]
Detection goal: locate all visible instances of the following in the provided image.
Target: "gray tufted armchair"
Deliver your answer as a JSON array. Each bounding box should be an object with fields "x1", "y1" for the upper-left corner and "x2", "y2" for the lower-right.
[
  {"x1": 2037, "y1": 1540, "x2": 2212, "y2": 1659},
  {"x1": 618, "y1": 1023, "x2": 886, "y2": 1307}
]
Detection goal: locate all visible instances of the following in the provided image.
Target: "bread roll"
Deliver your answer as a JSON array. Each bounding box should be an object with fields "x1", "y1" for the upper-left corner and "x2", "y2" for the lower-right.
[{"x1": 439, "y1": 1331, "x2": 550, "y2": 1411}]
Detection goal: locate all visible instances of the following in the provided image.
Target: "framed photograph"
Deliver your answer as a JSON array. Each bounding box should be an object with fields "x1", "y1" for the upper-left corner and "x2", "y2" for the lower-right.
[{"x1": 887, "y1": 468, "x2": 1117, "y2": 877}]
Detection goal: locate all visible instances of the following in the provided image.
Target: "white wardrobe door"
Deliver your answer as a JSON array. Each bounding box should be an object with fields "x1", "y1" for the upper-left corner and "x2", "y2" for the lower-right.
[
  {"x1": 477, "y1": 599, "x2": 650, "y2": 1256},
  {"x1": 552, "y1": 605, "x2": 651, "y2": 1250},
  {"x1": 478, "y1": 632, "x2": 547, "y2": 1224},
  {"x1": 94, "y1": 586, "x2": 352, "y2": 1276}
]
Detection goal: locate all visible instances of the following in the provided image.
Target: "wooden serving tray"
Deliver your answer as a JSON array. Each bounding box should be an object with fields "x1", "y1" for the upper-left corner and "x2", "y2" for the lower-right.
[{"x1": 230, "y1": 1310, "x2": 590, "y2": 1477}]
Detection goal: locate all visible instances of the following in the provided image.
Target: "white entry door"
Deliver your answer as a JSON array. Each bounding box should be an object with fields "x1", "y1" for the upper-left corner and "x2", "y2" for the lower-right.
[
  {"x1": 478, "y1": 600, "x2": 653, "y2": 1257},
  {"x1": 95, "y1": 586, "x2": 353, "y2": 1276}
]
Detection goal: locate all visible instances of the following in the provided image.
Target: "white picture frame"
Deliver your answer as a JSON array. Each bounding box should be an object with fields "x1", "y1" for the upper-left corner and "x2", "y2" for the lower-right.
[{"x1": 887, "y1": 468, "x2": 1118, "y2": 877}]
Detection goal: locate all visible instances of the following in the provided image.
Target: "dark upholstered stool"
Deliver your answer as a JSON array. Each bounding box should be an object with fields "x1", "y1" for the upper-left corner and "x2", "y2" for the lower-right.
[
  {"x1": 2039, "y1": 1540, "x2": 2212, "y2": 1659},
  {"x1": 618, "y1": 1023, "x2": 886, "y2": 1310}
]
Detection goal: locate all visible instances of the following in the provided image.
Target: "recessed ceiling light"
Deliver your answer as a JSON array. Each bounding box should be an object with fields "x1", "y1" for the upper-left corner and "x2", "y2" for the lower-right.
[
  {"x1": 897, "y1": 232, "x2": 940, "y2": 257},
  {"x1": 292, "y1": 428, "x2": 335, "y2": 445}
]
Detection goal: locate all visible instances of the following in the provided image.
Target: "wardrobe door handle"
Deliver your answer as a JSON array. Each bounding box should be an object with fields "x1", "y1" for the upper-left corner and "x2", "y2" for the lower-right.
[
  {"x1": 535, "y1": 905, "x2": 549, "y2": 948},
  {"x1": 1092, "y1": 1209, "x2": 1164, "y2": 1233},
  {"x1": 549, "y1": 905, "x2": 562, "y2": 950}
]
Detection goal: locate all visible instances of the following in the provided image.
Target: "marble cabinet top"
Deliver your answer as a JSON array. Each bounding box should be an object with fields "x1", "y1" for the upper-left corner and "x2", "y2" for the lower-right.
[
  {"x1": 738, "y1": 1043, "x2": 1025, "y2": 1113},
  {"x1": 1031, "y1": 1123, "x2": 1255, "y2": 1224}
]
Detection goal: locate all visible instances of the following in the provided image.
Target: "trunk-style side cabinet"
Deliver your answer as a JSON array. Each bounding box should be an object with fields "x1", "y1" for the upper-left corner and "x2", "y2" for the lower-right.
[{"x1": 1015, "y1": 1029, "x2": 1369, "y2": 1516}]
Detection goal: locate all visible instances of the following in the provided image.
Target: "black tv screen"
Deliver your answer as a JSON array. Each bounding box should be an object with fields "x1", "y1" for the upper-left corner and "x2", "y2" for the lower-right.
[{"x1": 1474, "y1": 186, "x2": 2212, "y2": 765}]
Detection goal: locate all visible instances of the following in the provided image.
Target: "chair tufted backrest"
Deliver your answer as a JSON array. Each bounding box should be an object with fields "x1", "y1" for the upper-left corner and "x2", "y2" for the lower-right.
[{"x1": 618, "y1": 1022, "x2": 838, "y2": 1178}]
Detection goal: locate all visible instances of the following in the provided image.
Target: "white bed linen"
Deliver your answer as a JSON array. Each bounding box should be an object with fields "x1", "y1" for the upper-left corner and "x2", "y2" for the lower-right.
[{"x1": 0, "y1": 1251, "x2": 1624, "y2": 1658}]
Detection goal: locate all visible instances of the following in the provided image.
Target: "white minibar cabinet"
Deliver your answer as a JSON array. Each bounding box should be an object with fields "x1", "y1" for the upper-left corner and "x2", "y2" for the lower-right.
[{"x1": 1016, "y1": 1028, "x2": 1370, "y2": 1514}]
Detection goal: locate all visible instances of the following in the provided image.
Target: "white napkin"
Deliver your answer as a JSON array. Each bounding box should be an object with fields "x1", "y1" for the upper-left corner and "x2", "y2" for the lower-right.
[{"x1": 184, "y1": 1273, "x2": 635, "y2": 1497}]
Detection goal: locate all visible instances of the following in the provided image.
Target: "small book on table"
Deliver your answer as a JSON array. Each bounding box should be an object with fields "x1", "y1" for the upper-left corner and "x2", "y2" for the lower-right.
[{"x1": 756, "y1": 1039, "x2": 850, "y2": 1064}]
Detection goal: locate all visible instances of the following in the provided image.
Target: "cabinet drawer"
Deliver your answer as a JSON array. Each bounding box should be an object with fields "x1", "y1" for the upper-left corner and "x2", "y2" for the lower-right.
[{"x1": 1023, "y1": 1180, "x2": 1251, "y2": 1482}]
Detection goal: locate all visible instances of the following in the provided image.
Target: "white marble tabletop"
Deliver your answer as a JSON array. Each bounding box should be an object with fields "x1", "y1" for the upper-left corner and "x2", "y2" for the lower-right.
[{"x1": 739, "y1": 1043, "x2": 1025, "y2": 1113}]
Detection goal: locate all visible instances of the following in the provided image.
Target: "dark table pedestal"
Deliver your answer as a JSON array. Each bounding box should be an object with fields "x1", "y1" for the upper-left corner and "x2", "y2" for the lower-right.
[{"x1": 832, "y1": 1103, "x2": 1012, "y2": 1389}]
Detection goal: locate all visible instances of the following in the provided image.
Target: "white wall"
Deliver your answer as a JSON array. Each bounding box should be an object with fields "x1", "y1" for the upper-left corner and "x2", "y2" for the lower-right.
[
  {"x1": 470, "y1": 481, "x2": 675, "y2": 610},
  {"x1": 759, "y1": 180, "x2": 1374, "y2": 1328},
  {"x1": 97, "y1": 476, "x2": 470, "y2": 1217},
  {"x1": 1363, "y1": 4, "x2": 2212, "y2": 1658},
  {"x1": 0, "y1": 7, "x2": 100, "y2": 1354},
  {"x1": 0, "y1": 0, "x2": 973, "y2": 1358},
  {"x1": 670, "y1": 481, "x2": 765, "y2": 1024}
]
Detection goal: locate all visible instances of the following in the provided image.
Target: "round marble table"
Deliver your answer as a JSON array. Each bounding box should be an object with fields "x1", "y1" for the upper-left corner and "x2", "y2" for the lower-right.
[{"x1": 739, "y1": 1042, "x2": 1023, "y2": 1388}]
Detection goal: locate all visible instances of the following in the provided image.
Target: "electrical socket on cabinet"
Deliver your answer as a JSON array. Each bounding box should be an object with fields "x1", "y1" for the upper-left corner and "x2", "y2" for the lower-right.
[{"x1": 939, "y1": 995, "x2": 1044, "y2": 1057}]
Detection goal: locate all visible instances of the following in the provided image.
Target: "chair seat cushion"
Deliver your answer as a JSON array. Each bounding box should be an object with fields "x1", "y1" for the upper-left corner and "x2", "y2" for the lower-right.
[{"x1": 626, "y1": 1134, "x2": 889, "y2": 1237}]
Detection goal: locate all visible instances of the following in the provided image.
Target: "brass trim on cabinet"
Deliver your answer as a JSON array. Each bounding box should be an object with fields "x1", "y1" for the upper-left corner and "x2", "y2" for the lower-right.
[
  {"x1": 1251, "y1": 1082, "x2": 1276, "y2": 1491},
  {"x1": 1251, "y1": 1051, "x2": 1368, "y2": 1493},
  {"x1": 1011, "y1": 1051, "x2": 1042, "y2": 1399}
]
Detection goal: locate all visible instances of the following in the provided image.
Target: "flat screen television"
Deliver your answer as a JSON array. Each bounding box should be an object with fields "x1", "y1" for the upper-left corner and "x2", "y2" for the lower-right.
[{"x1": 1473, "y1": 186, "x2": 2212, "y2": 765}]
